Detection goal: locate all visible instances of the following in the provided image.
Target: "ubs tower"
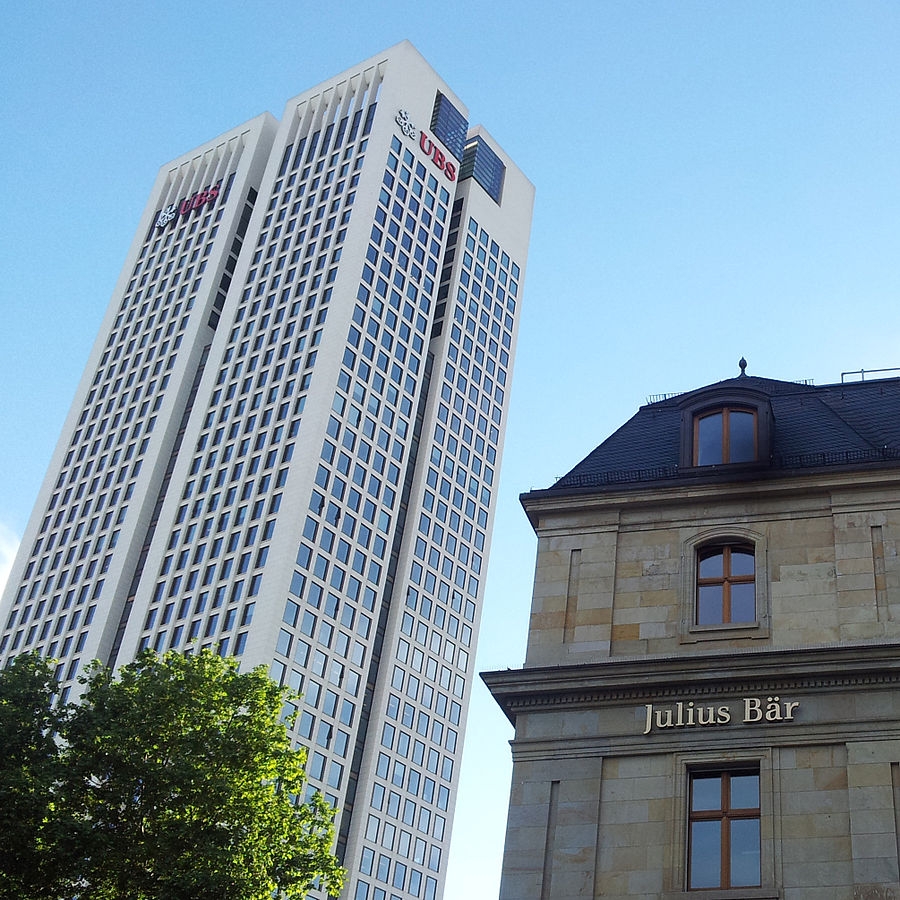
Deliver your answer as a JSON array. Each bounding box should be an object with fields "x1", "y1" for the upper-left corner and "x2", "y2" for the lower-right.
[{"x1": 0, "y1": 41, "x2": 533, "y2": 900}]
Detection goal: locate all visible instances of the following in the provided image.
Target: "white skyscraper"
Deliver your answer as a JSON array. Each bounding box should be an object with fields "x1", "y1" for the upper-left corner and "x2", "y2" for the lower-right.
[{"x1": 0, "y1": 41, "x2": 533, "y2": 900}]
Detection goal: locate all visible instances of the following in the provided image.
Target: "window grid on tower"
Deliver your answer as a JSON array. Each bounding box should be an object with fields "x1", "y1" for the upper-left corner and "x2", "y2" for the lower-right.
[
  {"x1": 0, "y1": 48, "x2": 534, "y2": 900},
  {"x1": 131, "y1": 76, "x2": 389, "y2": 811},
  {"x1": 355, "y1": 200, "x2": 523, "y2": 892},
  {"x1": 269, "y1": 150, "x2": 449, "y2": 806},
  {"x1": 135, "y1": 95, "x2": 376, "y2": 662},
  {"x1": 0, "y1": 138, "x2": 250, "y2": 680}
]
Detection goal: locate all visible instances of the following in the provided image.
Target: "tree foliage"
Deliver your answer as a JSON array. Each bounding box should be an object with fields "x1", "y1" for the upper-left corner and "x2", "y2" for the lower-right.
[
  {"x1": 0, "y1": 653, "x2": 63, "y2": 897},
  {"x1": 0, "y1": 649, "x2": 344, "y2": 900}
]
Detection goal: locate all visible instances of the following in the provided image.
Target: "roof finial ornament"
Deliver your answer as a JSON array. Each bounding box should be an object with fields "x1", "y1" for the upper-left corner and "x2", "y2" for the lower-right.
[{"x1": 739, "y1": 357, "x2": 748, "y2": 377}]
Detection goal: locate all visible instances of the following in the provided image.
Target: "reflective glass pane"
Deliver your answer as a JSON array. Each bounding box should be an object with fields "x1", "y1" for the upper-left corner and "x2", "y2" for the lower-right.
[
  {"x1": 697, "y1": 413, "x2": 723, "y2": 465},
  {"x1": 699, "y1": 552, "x2": 723, "y2": 578},
  {"x1": 730, "y1": 818, "x2": 761, "y2": 886},
  {"x1": 431, "y1": 93, "x2": 468, "y2": 160},
  {"x1": 689, "y1": 820, "x2": 721, "y2": 888},
  {"x1": 730, "y1": 583, "x2": 755, "y2": 623},
  {"x1": 731, "y1": 550, "x2": 754, "y2": 576},
  {"x1": 691, "y1": 775, "x2": 721, "y2": 811},
  {"x1": 697, "y1": 586, "x2": 723, "y2": 625},
  {"x1": 729, "y1": 411, "x2": 756, "y2": 462},
  {"x1": 730, "y1": 774, "x2": 759, "y2": 809}
]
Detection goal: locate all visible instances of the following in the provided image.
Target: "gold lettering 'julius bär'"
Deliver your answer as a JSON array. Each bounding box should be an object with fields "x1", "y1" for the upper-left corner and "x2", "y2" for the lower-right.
[{"x1": 641, "y1": 697, "x2": 800, "y2": 735}]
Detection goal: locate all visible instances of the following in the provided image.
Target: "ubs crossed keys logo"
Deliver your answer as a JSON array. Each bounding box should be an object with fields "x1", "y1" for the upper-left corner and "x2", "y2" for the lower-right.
[{"x1": 395, "y1": 109, "x2": 417, "y2": 139}]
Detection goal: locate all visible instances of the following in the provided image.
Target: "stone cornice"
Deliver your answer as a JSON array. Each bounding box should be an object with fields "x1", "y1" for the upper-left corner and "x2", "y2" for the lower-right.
[
  {"x1": 520, "y1": 468, "x2": 900, "y2": 531},
  {"x1": 482, "y1": 642, "x2": 900, "y2": 725}
]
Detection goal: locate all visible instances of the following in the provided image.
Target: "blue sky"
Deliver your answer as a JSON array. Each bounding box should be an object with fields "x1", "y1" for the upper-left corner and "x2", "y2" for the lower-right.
[{"x1": 3, "y1": 3, "x2": 900, "y2": 896}]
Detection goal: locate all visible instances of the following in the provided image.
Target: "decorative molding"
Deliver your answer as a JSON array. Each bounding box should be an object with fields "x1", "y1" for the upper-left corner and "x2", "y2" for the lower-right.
[{"x1": 483, "y1": 642, "x2": 900, "y2": 723}]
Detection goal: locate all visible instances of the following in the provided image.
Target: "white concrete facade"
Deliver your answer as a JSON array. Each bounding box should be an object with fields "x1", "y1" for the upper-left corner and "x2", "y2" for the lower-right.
[{"x1": 0, "y1": 41, "x2": 534, "y2": 900}]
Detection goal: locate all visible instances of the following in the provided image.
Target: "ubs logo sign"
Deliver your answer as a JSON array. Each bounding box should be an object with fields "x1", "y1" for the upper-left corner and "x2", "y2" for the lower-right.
[
  {"x1": 155, "y1": 181, "x2": 222, "y2": 230},
  {"x1": 395, "y1": 109, "x2": 417, "y2": 139},
  {"x1": 394, "y1": 110, "x2": 457, "y2": 182}
]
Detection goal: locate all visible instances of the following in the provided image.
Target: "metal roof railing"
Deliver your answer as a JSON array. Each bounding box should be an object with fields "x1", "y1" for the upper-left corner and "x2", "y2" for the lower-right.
[{"x1": 841, "y1": 367, "x2": 900, "y2": 383}]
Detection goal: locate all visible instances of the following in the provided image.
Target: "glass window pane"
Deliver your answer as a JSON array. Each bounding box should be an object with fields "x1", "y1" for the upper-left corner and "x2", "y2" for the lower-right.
[
  {"x1": 697, "y1": 413, "x2": 723, "y2": 465},
  {"x1": 730, "y1": 582, "x2": 756, "y2": 623},
  {"x1": 697, "y1": 586, "x2": 723, "y2": 625},
  {"x1": 730, "y1": 818, "x2": 761, "y2": 887},
  {"x1": 699, "y1": 552, "x2": 723, "y2": 579},
  {"x1": 731, "y1": 550, "x2": 754, "y2": 576},
  {"x1": 691, "y1": 775, "x2": 721, "y2": 811},
  {"x1": 689, "y1": 820, "x2": 721, "y2": 888},
  {"x1": 730, "y1": 774, "x2": 759, "y2": 809},
  {"x1": 729, "y1": 411, "x2": 756, "y2": 462}
]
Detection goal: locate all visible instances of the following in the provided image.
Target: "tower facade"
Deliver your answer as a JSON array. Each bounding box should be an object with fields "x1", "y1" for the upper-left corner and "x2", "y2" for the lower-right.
[{"x1": 0, "y1": 41, "x2": 534, "y2": 900}]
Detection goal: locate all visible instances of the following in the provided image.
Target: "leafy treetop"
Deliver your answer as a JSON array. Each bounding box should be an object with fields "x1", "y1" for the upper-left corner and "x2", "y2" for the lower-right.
[{"x1": 0, "y1": 649, "x2": 345, "y2": 900}]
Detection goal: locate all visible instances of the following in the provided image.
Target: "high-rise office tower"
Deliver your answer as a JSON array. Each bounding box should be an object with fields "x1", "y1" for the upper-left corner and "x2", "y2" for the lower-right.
[{"x1": 0, "y1": 41, "x2": 533, "y2": 900}]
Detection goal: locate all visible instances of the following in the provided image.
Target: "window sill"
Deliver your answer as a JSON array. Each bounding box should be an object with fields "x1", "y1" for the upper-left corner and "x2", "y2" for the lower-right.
[
  {"x1": 681, "y1": 623, "x2": 769, "y2": 644},
  {"x1": 662, "y1": 889, "x2": 779, "y2": 900},
  {"x1": 679, "y1": 461, "x2": 767, "y2": 475}
]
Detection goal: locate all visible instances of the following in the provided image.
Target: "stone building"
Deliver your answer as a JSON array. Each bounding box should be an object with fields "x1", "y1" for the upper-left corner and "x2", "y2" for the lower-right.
[{"x1": 485, "y1": 369, "x2": 900, "y2": 899}]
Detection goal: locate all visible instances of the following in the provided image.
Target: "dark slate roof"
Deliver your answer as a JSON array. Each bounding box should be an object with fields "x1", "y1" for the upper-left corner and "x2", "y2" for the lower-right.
[{"x1": 545, "y1": 374, "x2": 900, "y2": 494}]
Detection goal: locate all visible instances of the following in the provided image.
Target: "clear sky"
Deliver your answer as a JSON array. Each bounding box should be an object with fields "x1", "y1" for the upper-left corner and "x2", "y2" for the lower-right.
[{"x1": 2, "y1": 2, "x2": 900, "y2": 896}]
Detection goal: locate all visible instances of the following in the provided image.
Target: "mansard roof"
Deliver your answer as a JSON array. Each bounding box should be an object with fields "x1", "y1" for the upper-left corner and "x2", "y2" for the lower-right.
[{"x1": 539, "y1": 373, "x2": 900, "y2": 497}]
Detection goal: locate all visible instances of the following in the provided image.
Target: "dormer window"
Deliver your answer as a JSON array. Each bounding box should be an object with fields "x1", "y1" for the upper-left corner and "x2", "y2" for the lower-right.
[
  {"x1": 694, "y1": 407, "x2": 757, "y2": 466},
  {"x1": 678, "y1": 380, "x2": 772, "y2": 472}
]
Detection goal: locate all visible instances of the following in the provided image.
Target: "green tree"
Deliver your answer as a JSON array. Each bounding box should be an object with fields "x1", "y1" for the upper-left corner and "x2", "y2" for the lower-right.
[
  {"x1": 0, "y1": 653, "x2": 64, "y2": 899},
  {"x1": 0, "y1": 649, "x2": 344, "y2": 900}
]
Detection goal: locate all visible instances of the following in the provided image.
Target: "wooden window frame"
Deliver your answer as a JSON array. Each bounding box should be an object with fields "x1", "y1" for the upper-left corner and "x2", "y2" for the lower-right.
[
  {"x1": 696, "y1": 544, "x2": 755, "y2": 626},
  {"x1": 688, "y1": 769, "x2": 761, "y2": 891},
  {"x1": 692, "y1": 407, "x2": 758, "y2": 466}
]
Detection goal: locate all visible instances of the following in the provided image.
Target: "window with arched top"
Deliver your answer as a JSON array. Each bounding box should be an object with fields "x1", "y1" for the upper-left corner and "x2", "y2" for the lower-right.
[
  {"x1": 693, "y1": 407, "x2": 757, "y2": 466},
  {"x1": 681, "y1": 529, "x2": 769, "y2": 643},
  {"x1": 679, "y1": 389, "x2": 771, "y2": 470},
  {"x1": 696, "y1": 544, "x2": 755, "y2": 625}
]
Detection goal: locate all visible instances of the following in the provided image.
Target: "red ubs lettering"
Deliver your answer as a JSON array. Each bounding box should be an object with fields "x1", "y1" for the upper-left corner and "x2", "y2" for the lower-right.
[
  {"x1": 419, "y1": 132, "x2": 456, "y2": 182},
  {"x1": 179, "y1": 182, "x2": 221, "y2": 216}
]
